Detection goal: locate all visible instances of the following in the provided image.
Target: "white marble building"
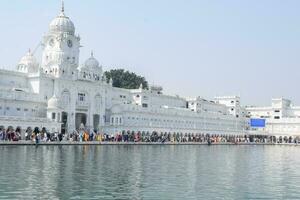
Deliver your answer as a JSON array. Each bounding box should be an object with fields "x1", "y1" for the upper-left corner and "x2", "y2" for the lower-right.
[
  {"x1": 246, "y1": 98, "x2": 300, "y2": 136},
  {"x1": 5, "y1": 2, "x2": 298, "y2": 136}
]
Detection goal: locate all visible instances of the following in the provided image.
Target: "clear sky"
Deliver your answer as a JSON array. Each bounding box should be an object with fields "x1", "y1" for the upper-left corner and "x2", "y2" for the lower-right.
[{"x1": 0, "y1": 0, "x2": 299, "y2": 106}]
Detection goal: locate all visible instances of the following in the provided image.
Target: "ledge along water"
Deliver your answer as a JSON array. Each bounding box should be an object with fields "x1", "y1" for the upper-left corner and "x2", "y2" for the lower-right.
[{"x1": 0, "y1": 141, "x2": 299, "y2": 145}]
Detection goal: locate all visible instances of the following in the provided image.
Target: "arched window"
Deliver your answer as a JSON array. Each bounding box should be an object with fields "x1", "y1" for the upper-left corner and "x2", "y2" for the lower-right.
[
  {"x1": 78, "y1": 93, "x2": 86, "y2": 102},
  {"x1": 52, "y1": 113, "x2": 56, "y2": 120},
  {"x1": 111, "y1": 117, "x2": 114, "y2": 125},
  {"x1": 94, "y1": 94, "x2": 102, "y2": 110},
  {"x1": 61, "y1": 90, "x2": 70, "y2": 105}
]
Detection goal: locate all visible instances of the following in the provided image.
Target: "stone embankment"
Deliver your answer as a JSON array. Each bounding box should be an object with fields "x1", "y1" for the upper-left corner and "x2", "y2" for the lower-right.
[{"x1": 0, "y1": 141, "x2": 299, "y2": 146}]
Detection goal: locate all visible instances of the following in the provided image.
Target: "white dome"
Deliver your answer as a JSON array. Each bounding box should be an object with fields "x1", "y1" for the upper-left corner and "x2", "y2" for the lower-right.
[
  {"x1": 78, "y1": 52, "x2": 102, "y2": 81},
  {"x1": 49, "y1": 11, "x2": 75, "y2": 35},
  {"x1": 17, "y1": 50, "x2": 39, "y2": 73},
  {"x1": 84, "y1": 52, "x2": 100, "y2": 69},
  {"x1": 79, "y1": 52, "x2": 102, "y2": 72},
  {"x1": 47, "y1": 95, "x2": 62, "y2": 109}
]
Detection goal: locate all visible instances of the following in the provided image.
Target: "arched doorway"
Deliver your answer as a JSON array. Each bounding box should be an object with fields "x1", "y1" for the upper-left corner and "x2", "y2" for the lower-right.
[
  {"x1": 93, "y1": 114, "x2": 100, "y2": 131},
  {"x1": 76, "y1": 113, "x2": 87, "y2": 130},
  {"x1": 61, "y1": 112, "x2": 68, "y2": 134}
]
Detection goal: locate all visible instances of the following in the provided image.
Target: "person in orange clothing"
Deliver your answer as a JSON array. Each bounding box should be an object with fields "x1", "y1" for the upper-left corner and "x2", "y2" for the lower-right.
[{"x1": 83, "y1": 131, "x2": 89, "y2": 141}]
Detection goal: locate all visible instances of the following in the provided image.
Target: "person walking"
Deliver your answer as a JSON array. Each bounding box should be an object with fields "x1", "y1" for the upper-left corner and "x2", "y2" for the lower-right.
[{"x1": 33, "y1": 127, "x2": 40, "y2": 144}]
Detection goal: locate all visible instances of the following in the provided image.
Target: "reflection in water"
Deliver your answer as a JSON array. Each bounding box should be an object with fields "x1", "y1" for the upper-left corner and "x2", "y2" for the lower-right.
[{"x1": 0, "y1": 145, "x2": 300, "y2": 199}]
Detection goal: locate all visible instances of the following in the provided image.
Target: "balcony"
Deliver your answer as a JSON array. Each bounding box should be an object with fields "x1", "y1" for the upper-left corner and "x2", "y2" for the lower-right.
[{"x1": 76, "y1": 100, "x2": 89, "y2": 108}]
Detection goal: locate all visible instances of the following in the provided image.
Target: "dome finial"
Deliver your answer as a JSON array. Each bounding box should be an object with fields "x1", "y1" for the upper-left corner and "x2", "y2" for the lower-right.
[
  {"x1": 91, "y1": 50, "x2": 94, "y2": 57},
  {"x1": 61, "y1": 0, "x2": 65, "y2": 13}
]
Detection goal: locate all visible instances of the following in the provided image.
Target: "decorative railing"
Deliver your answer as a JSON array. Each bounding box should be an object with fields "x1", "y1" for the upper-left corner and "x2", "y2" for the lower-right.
[
  {"x1": 0, "y1": 90, "x2": 42, "y2": 102},
  {"x1": 0, "y1": 115, "x2": 55, "y2": 123},
  {"x1": 76, "y1": 101, "x2": 89, "y2": 107}
]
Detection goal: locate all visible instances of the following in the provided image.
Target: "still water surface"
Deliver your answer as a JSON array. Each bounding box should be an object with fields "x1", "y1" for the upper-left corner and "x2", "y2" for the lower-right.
[{"x1": 0, "y1": 145, "x2": 300, "y2": 199}]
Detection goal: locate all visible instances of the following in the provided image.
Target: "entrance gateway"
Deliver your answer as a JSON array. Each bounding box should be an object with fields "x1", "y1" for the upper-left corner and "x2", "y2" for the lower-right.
[
  {"x1": 93, "y1": 114, "x2": 100, "y2": 131},
  {"x1": 61, "y1": 112, "x2": 68, "y2": 134},
  {"x1": 75, "y1": 113, "x2": 87, "y2": 130}
]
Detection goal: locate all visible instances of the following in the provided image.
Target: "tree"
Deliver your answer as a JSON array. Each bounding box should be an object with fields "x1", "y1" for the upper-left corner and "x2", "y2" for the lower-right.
[{"x1": 104, "y1": 69, "x2": 149, "y2": 89}]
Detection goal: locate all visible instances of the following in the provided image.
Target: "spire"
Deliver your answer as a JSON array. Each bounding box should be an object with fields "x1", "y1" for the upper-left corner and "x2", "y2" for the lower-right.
[
  {"x1": 27, "y1": 48, "x2": 33, "y2": 56},
  {"x1": 91, "y1": 50, "x2": 94, "y2": 58},
  {"x1": 61, "y1": 0, "x2": 65, "y2": 13}
]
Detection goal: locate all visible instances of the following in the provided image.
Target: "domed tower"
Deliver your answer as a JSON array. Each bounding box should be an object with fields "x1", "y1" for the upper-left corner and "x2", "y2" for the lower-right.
[
  {"x1": 47, "y1": 95, "x2": 63, "y2": 123},
  {"x1": 41, "y1": 1, "x2": 80, "y2": 78},
  {"x1": 78, "y1": 51, "x2": 103, "y2": 81},
  {"x1": 17, "y1": 49, "x2": 39, "y2": 74}
]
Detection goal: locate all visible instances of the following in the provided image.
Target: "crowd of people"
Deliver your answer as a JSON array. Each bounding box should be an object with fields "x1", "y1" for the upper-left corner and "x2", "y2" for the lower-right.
[
  {"x1": 0, "y1": 126, "x2": 22, "y2": 141},
  {"x1": 1, "y1": 126, "x2": 300, "y2": 144}
]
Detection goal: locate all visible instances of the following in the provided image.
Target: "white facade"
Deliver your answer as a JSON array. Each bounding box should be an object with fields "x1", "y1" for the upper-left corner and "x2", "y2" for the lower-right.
[
  {"x1": 3, "y1": 2, "x2": 298, "y2": 136},
  {"x1": 246, "y1": 98, "x2": 300, "y2": 136}
]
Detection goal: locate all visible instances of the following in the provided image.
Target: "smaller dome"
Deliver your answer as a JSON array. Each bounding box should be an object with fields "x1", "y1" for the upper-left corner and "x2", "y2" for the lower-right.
[
  {"x1": 17, "y1": 49, "x2": 39, "y2": 73},
  {"x1": 79, "y1": 51, "x2": 102, "y2": 73},
  {"x1": 47, "y1": 95, "x2": 62, "y2": 110},
  {"x1": 84, "y1": 52, "x2": 100, "y2": 69}
]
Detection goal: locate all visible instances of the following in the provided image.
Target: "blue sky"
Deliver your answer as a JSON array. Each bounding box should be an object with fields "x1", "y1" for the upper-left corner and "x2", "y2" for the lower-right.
[{"x1": 0, "y1": 0, "x2": 299, "y2": 105}]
